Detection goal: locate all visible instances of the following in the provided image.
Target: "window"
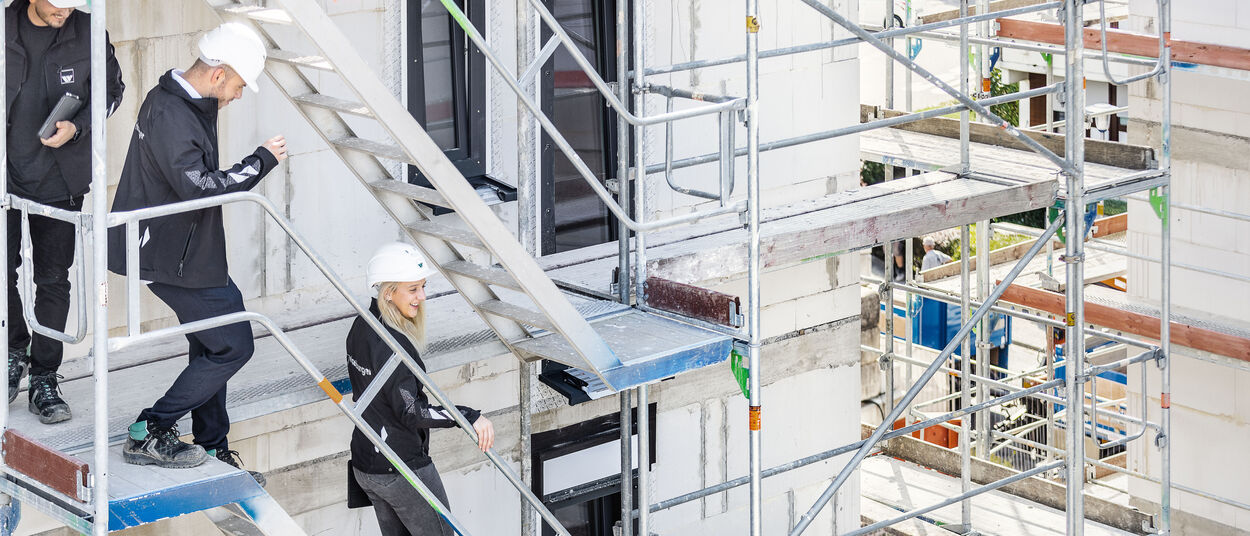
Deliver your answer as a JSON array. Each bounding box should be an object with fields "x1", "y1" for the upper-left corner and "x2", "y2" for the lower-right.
[
  {"x1": 532, "y1": 405, "x2": 657, "y2": 536},
  {"x1": 540, "y1": 0, "x2": 624, "y2": 254},
  {"x1": 407, "y1": 0, "x2": 487, "y2": 184}
]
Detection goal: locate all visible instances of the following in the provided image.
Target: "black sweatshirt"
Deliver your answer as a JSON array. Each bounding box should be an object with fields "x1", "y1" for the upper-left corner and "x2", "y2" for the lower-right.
[
  {"x1": 5, "y1": 0, "x2": 125, "y2": 203},
  {"x1": 345, "y1": 300, "x2": 480, "y2": 508},
  {"x1": 106, "y1": 70, "x2": 278, "y2": 288}
]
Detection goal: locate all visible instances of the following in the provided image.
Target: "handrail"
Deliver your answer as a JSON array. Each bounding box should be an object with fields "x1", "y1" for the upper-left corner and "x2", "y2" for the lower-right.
[
  {"x1": 1098, "y1": 0, "x2": 1166, "y2": 85},
  {"x1": 431, "y1": 0, "x2": 747, "y2": 232},
  {"x1": 7, "y1": 197, "x2": 89, "y2": 344},
  {"x1": 107, "y1": 189, "x2": 572, "y2": 536}
]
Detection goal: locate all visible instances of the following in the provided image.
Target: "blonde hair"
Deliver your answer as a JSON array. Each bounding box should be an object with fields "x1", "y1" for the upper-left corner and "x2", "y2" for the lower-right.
[{"x1": 377, "y1": 282, "x2": 427, "y2": 353}]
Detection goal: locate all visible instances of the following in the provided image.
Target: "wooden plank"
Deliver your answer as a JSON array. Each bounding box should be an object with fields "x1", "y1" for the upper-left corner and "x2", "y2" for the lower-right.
[
  {"x1": 999, "y1": 284, "x2": 1250, "y2": 362},
  {"x1": 918, "y1": 0, "x2": 1047, "y2": 24},
  {"x1": 1092, "y1": 213, "x2": 1128, "y2": 238},
  {"x1": 645, "y1": 277, "x2": 742, "y2": 328},
  {"x1": 2, "y1": 430, "x2": 89, "y2": 502},
  {"x1": 860, "y1": 105, "x2": 1156, "y2": 170},
  {"x1": 995, "y1": 18, "x2": 1250, "y2": 72}
]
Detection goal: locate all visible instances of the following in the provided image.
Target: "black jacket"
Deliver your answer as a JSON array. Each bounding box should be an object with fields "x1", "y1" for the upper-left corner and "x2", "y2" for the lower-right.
[
  {"x1": 5, "y1": 0, "x2": 124, "y2": 202},
  {"x1": 345, "y1": 299, "x2": 480, "y2": 508},
  {"x1": 106, "y1": 70, "x2": 278, "y2": 288}
]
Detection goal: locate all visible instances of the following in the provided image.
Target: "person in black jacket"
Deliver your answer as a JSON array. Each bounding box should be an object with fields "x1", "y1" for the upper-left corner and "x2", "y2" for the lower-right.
[
  {"x1": 4, "y1": 0, "x2": 124, "y2": 423},
  {"x1": 346, "y1": 242, "x2": 495, "y2": 536},
  {"x1": 107, "y1": 23, "x2": 286, "y2": 473}
]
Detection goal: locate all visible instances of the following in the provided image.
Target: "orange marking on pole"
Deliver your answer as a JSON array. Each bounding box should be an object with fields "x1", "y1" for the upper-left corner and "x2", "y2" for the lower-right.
[
  {"x1": 1161, "y1": 393, "x2": 1170, "y2": 409},
  {"x1": 318, "y1": 378, "x2": 344, "y2": 404},
  {"x1": 749, "y1": 406, "x2": 762, "y2": 431}
]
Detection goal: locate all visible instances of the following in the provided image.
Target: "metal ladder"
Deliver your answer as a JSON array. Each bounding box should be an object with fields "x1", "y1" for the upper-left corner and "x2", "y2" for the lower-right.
[{"x1": 207, "y1": 0, "x2": 628, "y2": 390}]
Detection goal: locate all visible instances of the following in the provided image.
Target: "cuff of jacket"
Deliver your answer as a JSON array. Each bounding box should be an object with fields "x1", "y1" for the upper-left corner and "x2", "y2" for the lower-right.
[
  {"x1": 458, "y1": 406, "x2": 482, "y2": 424},
  {"x1": 254, "y1": 144, "x2": 280, "y2": 174}
]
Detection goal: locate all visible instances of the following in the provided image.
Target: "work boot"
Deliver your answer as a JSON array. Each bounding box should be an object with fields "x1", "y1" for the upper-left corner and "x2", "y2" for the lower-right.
[
  {"x1": 123, "y1": 421, "x2": 208, "y2": 469},
  {"x1": 27, "y1": 373, "x2": 70, "y2": 424},
  {"x1": 208, "y1": 448, "x2": 267, "y2": 487},
  {"x1": 7, "y1": 348, "x2": 28, "y2": 404}
]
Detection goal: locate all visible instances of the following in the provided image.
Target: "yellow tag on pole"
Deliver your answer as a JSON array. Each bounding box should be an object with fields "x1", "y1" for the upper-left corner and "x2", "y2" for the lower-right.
[{"x1": 746, "y1": 16, "x2": 760, "y2": 33}]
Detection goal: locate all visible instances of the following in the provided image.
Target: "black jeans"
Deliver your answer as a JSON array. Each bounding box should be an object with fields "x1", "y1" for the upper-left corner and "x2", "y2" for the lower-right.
[
  {"x1": 354, "y1": 464, "x2": 454, "y2": 536},
  {"x1": 7, "y1": 196, "x2": 81, "y2": 376},
  {"x1": 139, "y1": 278, "x2": 253, "y2": 452}
]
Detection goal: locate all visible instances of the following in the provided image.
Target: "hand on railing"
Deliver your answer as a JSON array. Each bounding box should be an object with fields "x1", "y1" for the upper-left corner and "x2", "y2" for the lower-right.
[
  {"x1": 263, "y1": 135, "x2": 289, "y2": 162},
  {"x1": 473, "y1": 415, "x2": 495, "y2": 452}
]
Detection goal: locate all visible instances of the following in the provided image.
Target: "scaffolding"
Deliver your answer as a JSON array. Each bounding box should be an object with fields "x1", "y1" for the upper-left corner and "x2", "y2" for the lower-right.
[{"x1": 0, "y1": 0, "x2": 1207, "y2": 534}]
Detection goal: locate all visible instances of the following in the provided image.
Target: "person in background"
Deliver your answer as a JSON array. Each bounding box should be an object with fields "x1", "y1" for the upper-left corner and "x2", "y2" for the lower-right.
[
  {"x1": 346, "y1": 242, "x2": 495, "y2": 536},
  {"x1": 921, "y1": 236, "x2": 953, "y2": 272},
  {"x1": 5, "y1": 0, "x2": 124, "y2": 423}
]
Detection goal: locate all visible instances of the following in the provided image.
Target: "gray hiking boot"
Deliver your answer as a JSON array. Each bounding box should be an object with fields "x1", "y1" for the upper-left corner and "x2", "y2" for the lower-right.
[
  {"x1": 208, "y1": 448, "x2": 267, "y2": 487},
  {"x1": 7, "y1": 348, "x2": 28, "y2": 404},
  {"x1": 123, "y1": 422, "x2": 208, "y2": 469},
  {"x1": 28, "y1": 373, "x2": 70, "y2": 424}
]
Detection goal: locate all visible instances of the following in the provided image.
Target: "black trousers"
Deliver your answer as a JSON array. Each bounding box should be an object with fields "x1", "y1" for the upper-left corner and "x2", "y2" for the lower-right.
[
  {"x1": 138, "y1": 278, "x2": 253, "y2": 452},
  {"x1": 7, "y1": 196, "x2": 81, "y2": 376}
]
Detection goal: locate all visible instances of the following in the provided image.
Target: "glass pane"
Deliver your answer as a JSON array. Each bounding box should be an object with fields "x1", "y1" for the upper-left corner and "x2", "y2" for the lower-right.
[
  {"x1": 420, "y1": 1, "x2": 457, "y2": 150},
  {"x1": 551, "y1": 0, "x2": 611, "y2": 253}
]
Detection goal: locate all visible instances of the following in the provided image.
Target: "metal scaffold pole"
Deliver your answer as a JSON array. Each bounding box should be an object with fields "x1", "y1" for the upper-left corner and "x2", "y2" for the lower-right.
[
  {"x1": 616, "y1": 0, "x2": 635, "y2": 533},
  {"x1": 516, "y1": 2, "x2": 539, "y2": 533},
  {"x1": 90, "y1": 1, "x2": 110, "y2": 534},
  {"x1": 745, "y1": 0, "x2": 763, "y2": 534},
  {"x1": 1158, "y1": 0, "x2": 1173, "y2": 532},
  {"x1": 0, "y1": 0, "x2": 9, "y2": 460},
  {"x1": 959, "y1": 223, "x2": 973, "y2": 531},
  {"x1": 1062, "y1": 0, "x2": 1088, "y2": 532}
]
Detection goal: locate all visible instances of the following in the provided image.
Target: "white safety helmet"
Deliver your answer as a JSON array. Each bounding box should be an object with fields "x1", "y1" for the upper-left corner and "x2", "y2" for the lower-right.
[
  {"x1": 197, "y1": 23, "x2": 267, "y2": 93},
  {"x1": 367, "y1": 242, "x2": 439, "y2": 290},
  {"x1": 48, "y1": 0, "x2": 89, "y2": 10}
]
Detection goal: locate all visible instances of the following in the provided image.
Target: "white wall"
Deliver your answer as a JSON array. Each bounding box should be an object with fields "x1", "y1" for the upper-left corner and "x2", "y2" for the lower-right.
[{"x1": 1123, "y1": 2, "x2": 1250, "y2": 533}]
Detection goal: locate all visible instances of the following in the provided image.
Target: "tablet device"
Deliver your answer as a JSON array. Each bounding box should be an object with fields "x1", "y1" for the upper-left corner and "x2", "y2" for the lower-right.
[{"x1": 38, "y1": 93, "x2": 84, "y2": 140}]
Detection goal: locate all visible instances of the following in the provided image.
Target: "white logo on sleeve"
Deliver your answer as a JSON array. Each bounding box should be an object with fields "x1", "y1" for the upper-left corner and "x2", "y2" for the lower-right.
[{"x1": 228, "y1": 164, "x2": 259, "y2": 184}]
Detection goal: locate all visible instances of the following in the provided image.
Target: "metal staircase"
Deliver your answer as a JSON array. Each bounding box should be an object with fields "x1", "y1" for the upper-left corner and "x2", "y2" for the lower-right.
[{"x1": 209, "y1": 0, "x2": 732, "y2": 394}]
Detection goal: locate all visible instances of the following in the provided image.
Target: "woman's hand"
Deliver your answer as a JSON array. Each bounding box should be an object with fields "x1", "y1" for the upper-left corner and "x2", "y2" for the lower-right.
[{"x1": 473, "y1": 416, "x2": 495, "y2": 452}]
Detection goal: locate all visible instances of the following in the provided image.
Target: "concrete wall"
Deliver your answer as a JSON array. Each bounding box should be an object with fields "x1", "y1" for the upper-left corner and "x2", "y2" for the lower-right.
[{"x1": 1123, "y1": 1, "x2": 1250, "y2": 533}]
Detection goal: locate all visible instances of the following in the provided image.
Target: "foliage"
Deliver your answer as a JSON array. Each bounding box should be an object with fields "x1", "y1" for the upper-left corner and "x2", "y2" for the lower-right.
[
  {"x1": 988, "y1": 68, "x2": 1020, "y2": 127},
  {"x1": 861, "y1": 161, "x2": 886, "y2": 186},
  {"x1": 947, "y1": 223, "x2": 1032, "y2": 261}
]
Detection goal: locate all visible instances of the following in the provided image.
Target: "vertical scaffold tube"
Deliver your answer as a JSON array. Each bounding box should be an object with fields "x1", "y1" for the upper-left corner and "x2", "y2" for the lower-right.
[
  {"x1": 959, "y1": 0, "x2": 970, "y2": 171},
  {"x1": 90, "y1": 2, "x2": 110, "y2": 534},
  {"x1": 637, "y1": 385, "x2": 650, "y2": 534},
  {"x1": 959, "y1": 224, "x2": 972, "y2": 530},
  {"x1": 1063, "y1": 0, "x2": 1088, "y2": 533},
  {"x1": 1158, "y1": 0, "x2": 1173, "y2": 532},
  {"x1": 0, "y1": 0, "x2": 9, "y2": 459},
  {"x1": 632, "y1": 0, "x2": 648, "y2": 304},
  {"x1": 745, "y1": 0, "x2": 763, "y2": 535},
  {"x1": 620, "y1": 390, "x2": 633, "y2": 536}
]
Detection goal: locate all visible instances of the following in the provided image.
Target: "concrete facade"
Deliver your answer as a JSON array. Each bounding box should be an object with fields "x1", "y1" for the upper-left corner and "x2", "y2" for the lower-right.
[
  {"x1": 13, "y1": 0, "x2": 866, "y2": 534},
  {"x1": 1122, "y1": 1, "x2": 1250, "y2": 534}
]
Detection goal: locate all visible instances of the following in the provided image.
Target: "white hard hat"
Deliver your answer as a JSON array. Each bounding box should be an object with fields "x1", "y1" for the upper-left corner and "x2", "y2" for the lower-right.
[
  {"x1": 367, "y1": 242, "x2": 439, "y2": 289},
  {"x1": 197, "y1": 23, "x2": 267, "y2": 93},
  {"x1": 48, "y1": 0, "x2": 88, "y2": 10}
]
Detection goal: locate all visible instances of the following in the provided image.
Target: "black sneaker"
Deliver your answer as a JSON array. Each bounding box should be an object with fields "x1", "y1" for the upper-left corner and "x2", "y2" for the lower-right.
[
  {"x1": 27, "y1": 373, "x2": 70, "y2": 424},
  {"x1": 209, "y1": 448, "x2": 267, "y2": 487},
  {"x1": 123, "y1": 423, "x2": 208, "y2": 469},
  {"x1": 7, "y1": 348, "x2": 28, "y2": 404}
]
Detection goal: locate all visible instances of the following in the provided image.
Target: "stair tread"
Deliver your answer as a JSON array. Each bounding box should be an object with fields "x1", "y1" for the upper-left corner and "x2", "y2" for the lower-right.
[
  {"x1": 219, "y1": 5, "x2": 292, "y2": 24},
  {"x1": 407, "y1": 219, "x2": 486, "y2": 250},
  {"x1": 367, "y1": 179, "x2": 447, "y2": 208},
  {"x1": 331, "y1": 136, "x2": 414, "y2": 165},
  {"x1": 477, "y1": 299, "x2": 556, "y2": 332},
  {"x1": 267, "y1": 48, "x2": 334, "y2": 71},
  {"x1": 440, "y1": 261, "x2": 520, "y2": 290},
  {"x1": 292, "y1": 93, "x2": 373, "y2": 117}
]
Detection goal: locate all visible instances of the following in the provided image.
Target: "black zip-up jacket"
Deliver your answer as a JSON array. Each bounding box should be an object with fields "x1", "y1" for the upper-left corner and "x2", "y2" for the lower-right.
[
  {"x1": 345, "y1": 299, "x2": 480, "y2": 508},
  {"x1": 5, "y1": 0, "x2": 124, "y2": 203},
  {"x1": 106, "y1": 70, "x2": 278, "y2": 288}
]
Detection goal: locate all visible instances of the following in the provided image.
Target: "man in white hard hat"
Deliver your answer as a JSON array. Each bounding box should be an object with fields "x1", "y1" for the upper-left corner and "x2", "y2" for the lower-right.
[
  {"x1": 920, "y1": 236, "x2": 952, "y2": 272},
  {"x1": 107, "y1": 23, "x2": 286, "y2": 476},
  {"x1": 4, "y1": 0, "x2": 124, "y2": 424}
]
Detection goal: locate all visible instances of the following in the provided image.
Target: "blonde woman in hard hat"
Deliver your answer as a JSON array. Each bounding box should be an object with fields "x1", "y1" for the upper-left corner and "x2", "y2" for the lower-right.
[
  {"x1": 345, "y1": 242, "x2": 495, "y2": 536},
  {"x1": 109, "y1": 23, "x2": 285, "y2": 477}
]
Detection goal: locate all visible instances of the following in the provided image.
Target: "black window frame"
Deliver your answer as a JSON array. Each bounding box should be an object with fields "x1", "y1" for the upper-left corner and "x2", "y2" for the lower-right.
[
  {"x1": 538, "y1": 0, "x2": 626, "y2": 255},
  {"x1": 406, "y1": 0, "x2": 488, "y2": 185}
]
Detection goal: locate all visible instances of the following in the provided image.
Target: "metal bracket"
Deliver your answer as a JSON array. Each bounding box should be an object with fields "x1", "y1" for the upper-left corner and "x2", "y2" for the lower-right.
[
  {"x1": 877, "y1": 282, "x2": 891, "y2": 302},
  {"x1": 1059, "y1": 253, "x2": 1084, "y2": 263},
  {"x1": 1142, "y1": 514, "x2": 1164, "y2": 534},
  {"x1": 1152, "y1": 347, "x2": 1167, "y2": 368},
  {"x1": 728, "y1": 300, "x2": 745, "y2": 328},
  {"x1": 878, "y1": 353, "x2": 891, "y2": 371},
  {"x1": 1154, "y1": 432, "x2": 1169, "y2": 449},
  {"x1": 1149, "y1": 186, "x2": 1169, "y2": 222}
]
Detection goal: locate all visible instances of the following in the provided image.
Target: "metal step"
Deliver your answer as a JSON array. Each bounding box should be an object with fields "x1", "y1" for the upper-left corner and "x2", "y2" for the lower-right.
[
  {"x1": 477, "y1": 299, "x2": 556, "y2": 332},
  {"x1": 406, "y1": 219, "x2": 486, "y2": 250},
  {"x1": 367, "y1": 179, "x2": 448, "y2": 208},
  {"x1": 292, "y1": 93, "x2": 372, "y2": 118},
  {"x1": 441, "y1": 261, "x2": 521, "y2": 291},
  {"x1": 266, "y1": 49, "x2": 333, "y2": 71},
  {"x1": 331, "y1": 136, "x2": 413, "y2": 165},
  {"x1": 219, "y1": 5, "x2": 292, "y2": 24}
]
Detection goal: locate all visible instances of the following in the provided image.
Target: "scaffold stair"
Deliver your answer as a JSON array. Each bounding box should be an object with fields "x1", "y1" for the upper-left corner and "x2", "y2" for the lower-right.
[{"x1": 209, "y1": 0, "x2": 733, "y2": 394}]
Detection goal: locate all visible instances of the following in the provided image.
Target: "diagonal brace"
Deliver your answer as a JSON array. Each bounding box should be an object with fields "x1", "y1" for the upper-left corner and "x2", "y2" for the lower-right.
[
  {"x1": 788, "y1": 213, "x2": 1067, "y2": 536},
  {"x1": 795, "y1": 0, "x2": 1078, "y2": 177}
]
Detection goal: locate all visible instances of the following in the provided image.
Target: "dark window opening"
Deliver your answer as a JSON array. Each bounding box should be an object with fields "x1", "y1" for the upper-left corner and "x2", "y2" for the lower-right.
[
  {"x1": 533, "y1": 404, "x2": 656, "y2": 536},
  {"x1": 406, "y1": 0, "x2": 488, "y2": 187},
  {"x1": 540, "y1": 0, "x2": 625, "y2": 254}
]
